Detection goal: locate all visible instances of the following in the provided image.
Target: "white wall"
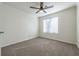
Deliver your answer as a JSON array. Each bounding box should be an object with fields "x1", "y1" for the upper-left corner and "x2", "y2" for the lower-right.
[
  {"x1": 39, "y1": 6, "x2": 76, "y2": 44},
  {"x1": 77, "y1": 3, "x2": 79, "y2": 48},
  {"x1": 0, "y1": 48, "x2": 1, "y2": 56},
  {"x1": 0, "y1": 4, "x2": 4, "y2": 55},
  {"x1": 0, "y1": 4, "x2": 38, "y2": 47}
]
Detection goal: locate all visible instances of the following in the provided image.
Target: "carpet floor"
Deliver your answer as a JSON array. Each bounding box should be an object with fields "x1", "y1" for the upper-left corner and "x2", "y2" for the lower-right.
[{"x1": 1, "y1": 37, "x2": 79, "y2": 56}]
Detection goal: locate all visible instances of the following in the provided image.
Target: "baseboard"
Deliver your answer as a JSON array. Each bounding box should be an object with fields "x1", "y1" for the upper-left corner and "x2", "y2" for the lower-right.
[
  {"x1": 39, "y1": 36, "x2": 77, "y2": 45},
  {"x1": 1, "y1": 36, "x2": 38, "y2": 48}
]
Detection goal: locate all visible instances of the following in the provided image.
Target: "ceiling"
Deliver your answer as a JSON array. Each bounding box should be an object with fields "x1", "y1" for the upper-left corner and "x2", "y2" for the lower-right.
[{"x1": 1, "y1": 2, "x2": 76, "y2": 17}]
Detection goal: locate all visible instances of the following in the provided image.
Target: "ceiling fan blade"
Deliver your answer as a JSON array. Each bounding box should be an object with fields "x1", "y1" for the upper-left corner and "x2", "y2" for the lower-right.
[
  {"x1": 36, "y1": 10, "x2": 40, "y2": 13},
  {"x1": 43, "y1": 10, "x2": 47, "y2": 13},
  {"x1": 30, "y1": 6, "x2": 39, "y2": 9},
  {"x1": 44, "y1": 5, "x2": 54, "y2": 9}
]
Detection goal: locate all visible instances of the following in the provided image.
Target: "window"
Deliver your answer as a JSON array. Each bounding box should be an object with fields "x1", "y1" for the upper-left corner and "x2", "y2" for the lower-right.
[{"x1": 43, "y1": 17, "x2": 58, "y2": 33}]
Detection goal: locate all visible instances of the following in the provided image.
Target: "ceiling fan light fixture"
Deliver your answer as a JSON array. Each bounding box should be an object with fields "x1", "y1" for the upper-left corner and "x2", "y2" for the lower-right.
[{"x1": 30, "y1": 2, "x2": 54, "y2": 13}]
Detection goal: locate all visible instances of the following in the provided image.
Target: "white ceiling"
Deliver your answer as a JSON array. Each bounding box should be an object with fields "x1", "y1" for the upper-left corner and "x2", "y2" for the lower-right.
[{"x1": 1, "y1": 2, "x2": 76, "y2": 17}]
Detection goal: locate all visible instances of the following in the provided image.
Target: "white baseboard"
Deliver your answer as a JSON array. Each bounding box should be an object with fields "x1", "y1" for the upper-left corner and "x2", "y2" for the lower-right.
[
  {"x1": 1, "y1": 36, "x2": 38, "y2": 48},
  {"x1": 40, "y1": 36, "x2": 76, "y2": 45}
]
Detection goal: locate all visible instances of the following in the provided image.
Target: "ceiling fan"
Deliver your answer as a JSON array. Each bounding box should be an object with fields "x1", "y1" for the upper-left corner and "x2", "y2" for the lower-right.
[{"x1": 30, "y1": 2, "x2": 54, "y2": 13}]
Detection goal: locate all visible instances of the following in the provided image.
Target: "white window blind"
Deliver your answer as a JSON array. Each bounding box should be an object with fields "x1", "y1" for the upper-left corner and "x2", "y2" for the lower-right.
[{"x1": 43, "y1": 17, "x2": 58, "y2": 33}]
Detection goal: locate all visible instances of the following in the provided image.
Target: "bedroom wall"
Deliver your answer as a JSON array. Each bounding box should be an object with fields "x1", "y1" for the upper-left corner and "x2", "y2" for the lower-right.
[
  {"x1": 0, "y1": 4, "x2": 38, "y2": 47},
  {"x1": 76, "y1": 3, "x2": 79, "y2": 48},
  {"x1": 0, "y1": 3, "x2": 4, "y2": 55},
  {"x1": 39, "y1": 6, "x2": 76, "y2": 44},
  {"x1": 0, "y1": 48, "x2": 1, "y2": 56}
]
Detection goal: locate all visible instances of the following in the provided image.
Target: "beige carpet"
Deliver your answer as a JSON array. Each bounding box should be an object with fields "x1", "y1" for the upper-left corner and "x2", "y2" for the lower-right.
[{"x1": 1, "y1": 37, "x2": 79, "y2": 56}]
